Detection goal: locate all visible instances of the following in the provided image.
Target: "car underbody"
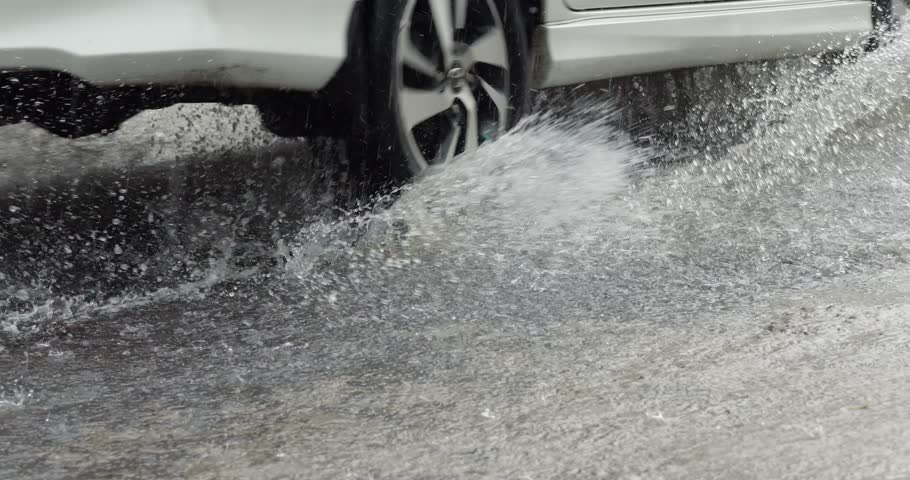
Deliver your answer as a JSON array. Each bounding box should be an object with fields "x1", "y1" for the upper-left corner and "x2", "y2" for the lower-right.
[{"x1": 0, "y1": 0, "x2": 880, "y2": 141}]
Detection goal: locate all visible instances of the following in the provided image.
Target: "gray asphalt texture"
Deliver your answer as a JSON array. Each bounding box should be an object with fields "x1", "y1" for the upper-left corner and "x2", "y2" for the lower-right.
[{"x1": 3, "y1": 31, "x2": 910, "y2": 479}]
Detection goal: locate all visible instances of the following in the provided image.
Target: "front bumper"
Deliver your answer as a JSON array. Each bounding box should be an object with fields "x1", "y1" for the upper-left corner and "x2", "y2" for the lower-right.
[{"x1": 0, "y1": 0, "x2": 359, "y2": 90}]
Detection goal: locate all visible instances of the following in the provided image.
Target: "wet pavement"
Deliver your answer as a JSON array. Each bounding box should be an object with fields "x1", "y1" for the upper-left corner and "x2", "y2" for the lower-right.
[{"x1": 3, "y1": 30, "x2": 910, "y2": 480}]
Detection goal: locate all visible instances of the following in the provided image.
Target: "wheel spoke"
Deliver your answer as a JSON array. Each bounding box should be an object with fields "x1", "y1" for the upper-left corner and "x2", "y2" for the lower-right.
[
  {"x1": 400, "y1": 87, "x2": 453, "y2": 130},
  {"x1": 401, "y1": 35, "x2": 441, "y2": 78},
  {"x1": 397, "y1": 0, "x2": 512, "y2": 173},
  {"x1": 458, "y1": 90, "x2": 480, "y2": 153},
  {"x1": 428, "y1": 0, "x2": 455, "y2": 65},
  {"x1": 468, "y1": 27, "x2": 508, "y2": 69},
  {"x1": 477, "y1": 75, "x2": 508, "y2": 133},
  {"x1": 454, "y1": 0, "x2": 469, "y2": 30},
  {"x1": 436, "y1": 119, "x2": 462, "y2": 164}
]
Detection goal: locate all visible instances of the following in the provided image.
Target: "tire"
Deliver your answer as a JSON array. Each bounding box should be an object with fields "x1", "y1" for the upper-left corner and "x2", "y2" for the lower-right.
[
  {"x1": 868, "y1": 0, "x2": 904, "y2": 50},
  {"x1": 350, "y1": 0, "x2": 531, "y2": 187},
  {"x1": 872, "y1": 0, "x2": 896, "y2": 31}
]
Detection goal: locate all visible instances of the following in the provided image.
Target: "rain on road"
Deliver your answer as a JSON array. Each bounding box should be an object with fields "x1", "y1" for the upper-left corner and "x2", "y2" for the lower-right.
[{"x1": 4, "y1": 28, "x2": 910, "y2": 479}]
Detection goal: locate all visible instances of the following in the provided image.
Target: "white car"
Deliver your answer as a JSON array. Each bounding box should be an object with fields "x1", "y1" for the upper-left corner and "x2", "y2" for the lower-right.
[{"x1": 0, "y1": 0, "x2": 901, "y2": 180}]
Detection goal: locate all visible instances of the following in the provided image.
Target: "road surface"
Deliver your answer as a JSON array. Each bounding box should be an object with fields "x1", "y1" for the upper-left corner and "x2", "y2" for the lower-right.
[{"x1": 2, "y1": 31, "x2": 910, "y2": 480}]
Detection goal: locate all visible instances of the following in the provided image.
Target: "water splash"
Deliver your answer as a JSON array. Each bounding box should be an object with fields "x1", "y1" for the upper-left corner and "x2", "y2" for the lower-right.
[
  {"x1": 6, "y1": 27, "x2": 910, "y2": 345},
  {"x1": 674, "y1": 23, "x2": 910, "y2": 197},
  {"x1": 0, "y1": 380, "x2": 32, "y2": 409},
  {"x1": 285, "y1": 101, "x2": 646, "y2": 283}
]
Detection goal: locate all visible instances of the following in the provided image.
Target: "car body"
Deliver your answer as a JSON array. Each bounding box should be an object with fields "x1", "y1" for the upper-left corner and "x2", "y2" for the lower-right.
[
  {"x1": 0, "y1": 0, "x2": 901, "y2": 178},
  {"x1": 0, "y1": 1, "x2": 356, "y2": 91}
]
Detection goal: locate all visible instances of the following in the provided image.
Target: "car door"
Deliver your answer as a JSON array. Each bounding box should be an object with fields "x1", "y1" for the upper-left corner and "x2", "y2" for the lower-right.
[{"x1": 565, "y1": 0, "x2": 729, "y2": 9}]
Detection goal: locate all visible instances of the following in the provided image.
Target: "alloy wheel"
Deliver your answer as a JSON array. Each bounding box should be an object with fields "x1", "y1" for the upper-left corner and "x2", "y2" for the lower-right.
[{"x1": 395, "y1": 0, "x2": 512, "y2": 173}]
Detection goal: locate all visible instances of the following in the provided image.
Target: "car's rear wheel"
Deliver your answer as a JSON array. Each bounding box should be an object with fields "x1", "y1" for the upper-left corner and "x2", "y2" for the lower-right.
[
  {"x1": 867, "y1": 0, "x2": 905, "y2": 50},
  {"x1": 351, "y1": 0, "x2": 530, "y2": 186},
  {"x1": 872, "y1": 0, "x2": 897, "y2": 30}
]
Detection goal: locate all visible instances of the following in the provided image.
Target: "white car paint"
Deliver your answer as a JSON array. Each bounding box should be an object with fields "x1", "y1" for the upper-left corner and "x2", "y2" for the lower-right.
[
  {"x1": 536, "y1": 0, "x2": 873, "y2": 88},
  {"x1": 0, "y1": 0, "x2": 358, "y2": 89},
  {"x1": 0, "y1": 0, "x2": 886, "y2": 92},
  {"x1": 565, "y1": 0, "x2": 730, "y2": 10}
]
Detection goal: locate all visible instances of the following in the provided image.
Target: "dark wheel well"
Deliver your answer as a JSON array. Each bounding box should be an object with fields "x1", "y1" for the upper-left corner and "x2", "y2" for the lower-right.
[{"x1": 356, "y1": 0, "x2": 541, "y2": 49}]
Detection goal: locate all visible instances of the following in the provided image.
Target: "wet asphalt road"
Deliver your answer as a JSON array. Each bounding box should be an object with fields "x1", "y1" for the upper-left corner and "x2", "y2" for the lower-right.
[{"x1": 3, "y1": 34, "x2": 910, "y2": 479}]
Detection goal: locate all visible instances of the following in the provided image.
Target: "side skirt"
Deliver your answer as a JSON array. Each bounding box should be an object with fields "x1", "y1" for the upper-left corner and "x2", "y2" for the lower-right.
[{"x1": 533, "y1": 0, "x2": 872, "y2": 88}]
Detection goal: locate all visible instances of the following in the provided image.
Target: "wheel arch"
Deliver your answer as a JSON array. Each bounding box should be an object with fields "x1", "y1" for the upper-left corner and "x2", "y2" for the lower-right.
[{"x1": 353, "y1": 0, "x2": 542, "y2": 50}]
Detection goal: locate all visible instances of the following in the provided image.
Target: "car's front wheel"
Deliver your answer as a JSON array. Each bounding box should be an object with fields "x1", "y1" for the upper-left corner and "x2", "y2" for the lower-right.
[{"x1": 351, "y1": 0, "x2": 531, "y2": 186}]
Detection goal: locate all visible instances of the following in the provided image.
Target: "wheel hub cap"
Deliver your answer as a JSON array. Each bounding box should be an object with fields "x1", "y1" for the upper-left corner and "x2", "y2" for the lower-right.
[
  {"x1": 447, "y1": 66, "x2": 467, "y2": 90},
  {"x1": 395, "y1": 0, "x2": 511, "y2": 173}
]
